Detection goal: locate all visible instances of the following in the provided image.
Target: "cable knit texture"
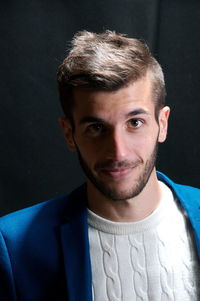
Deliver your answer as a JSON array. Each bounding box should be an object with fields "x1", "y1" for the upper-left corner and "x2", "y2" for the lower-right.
[{"x1": 88, "y1": 182, "x2": 200, "y2": 301}]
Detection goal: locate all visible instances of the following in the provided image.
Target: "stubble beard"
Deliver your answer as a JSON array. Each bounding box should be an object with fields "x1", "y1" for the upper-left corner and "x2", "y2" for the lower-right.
[{"x1": 77, "y1": 142, "x2": 159, "y2": 202}]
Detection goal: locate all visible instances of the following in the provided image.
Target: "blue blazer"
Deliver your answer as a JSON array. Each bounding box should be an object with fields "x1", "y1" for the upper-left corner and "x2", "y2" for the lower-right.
[{"x1": 0, "y1": 172, "x2": 199, "y2": 301}]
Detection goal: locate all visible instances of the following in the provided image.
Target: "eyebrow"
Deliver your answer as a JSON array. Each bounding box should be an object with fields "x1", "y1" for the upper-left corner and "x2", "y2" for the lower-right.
[
  {"x1": 79, "y1": 109, "x2": 149, "y2": 125},
  {"x1": 79, "y1": 116, "x2": 105, "y2": 125},
  {"x1": 125, "y1": 109, "x2": 149, "y2": 118}
]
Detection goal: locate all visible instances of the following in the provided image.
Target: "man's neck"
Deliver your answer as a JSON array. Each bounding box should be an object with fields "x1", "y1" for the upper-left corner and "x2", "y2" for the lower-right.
[{"x1": 87, "y1": 170, "x2": 162, "y2": 222}]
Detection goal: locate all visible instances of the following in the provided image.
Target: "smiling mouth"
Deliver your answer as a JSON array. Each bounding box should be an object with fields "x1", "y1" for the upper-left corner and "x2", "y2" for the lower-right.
[{"x1": 100, "y1": 167, "x2": 134, "y2": 179}]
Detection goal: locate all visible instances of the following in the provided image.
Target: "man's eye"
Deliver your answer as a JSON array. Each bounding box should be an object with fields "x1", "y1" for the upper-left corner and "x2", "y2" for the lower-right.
[
  {"x1": 128, "y1": 119, "x2": 143, "y2": 129},
  {"x1": 86, "y1": 123, "x2": 105, "y2": 135}
]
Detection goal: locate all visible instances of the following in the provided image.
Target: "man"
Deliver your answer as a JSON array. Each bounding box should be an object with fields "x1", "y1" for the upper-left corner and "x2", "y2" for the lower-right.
[{"x1": 0, "y1": 30, "x2": 199, "y2": 300}]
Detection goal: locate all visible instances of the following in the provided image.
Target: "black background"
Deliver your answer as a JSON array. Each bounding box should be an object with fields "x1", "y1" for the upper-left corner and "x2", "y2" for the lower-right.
[{"x1": 0, "y1": 0, "x2": 199, "y2": 215}]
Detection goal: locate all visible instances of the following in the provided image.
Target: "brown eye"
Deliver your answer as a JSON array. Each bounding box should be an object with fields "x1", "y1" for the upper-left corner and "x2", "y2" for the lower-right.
[
  {"x1": 86, "y1": 123, "x2": 105, "y2": 136},
  {"x1": 129, "y1": 119, "x2": 143, "y2": 128}
]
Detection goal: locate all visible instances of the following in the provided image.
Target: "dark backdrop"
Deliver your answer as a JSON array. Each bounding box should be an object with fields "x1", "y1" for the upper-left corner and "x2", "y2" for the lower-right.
[{"x1": 0, "y1": 0, "x2": 199, "y2": 215}]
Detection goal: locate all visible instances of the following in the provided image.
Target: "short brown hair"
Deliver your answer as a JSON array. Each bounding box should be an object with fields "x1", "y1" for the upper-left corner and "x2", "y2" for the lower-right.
[{"x1": 57, "y1": 30, "x2": 166, "y2": 119}]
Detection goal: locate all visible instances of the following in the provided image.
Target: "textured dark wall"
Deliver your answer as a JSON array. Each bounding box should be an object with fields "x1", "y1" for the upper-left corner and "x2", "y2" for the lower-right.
[
  {"x1": 156, "y1": 0, "x2": 200, "y2": 184},
  {"x1": 0, "y1": 0, "x2": 199, "y2": 215}
]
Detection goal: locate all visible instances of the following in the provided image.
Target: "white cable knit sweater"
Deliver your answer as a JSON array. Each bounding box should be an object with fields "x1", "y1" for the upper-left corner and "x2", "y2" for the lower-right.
[{"x1": 88, "y1": 182, "x2": 199, "y2": 301}]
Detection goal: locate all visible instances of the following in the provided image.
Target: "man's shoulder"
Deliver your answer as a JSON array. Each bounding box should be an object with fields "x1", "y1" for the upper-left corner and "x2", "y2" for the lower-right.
[
  {"x1": 157, "y1": 171, "x2": 200, "y2": 196},
  {"x1": 0, "y1": 184, "x2": 87, "y2": 237},
  {"x1": 0, "y1": 195, "x2": 66, "y2": 237},
  {"x1": 157, "y1": 171, "x2": 200, "y2": 220},
  {"x1": 175, "y1": 182, "x2": 200, "y2": 195}
]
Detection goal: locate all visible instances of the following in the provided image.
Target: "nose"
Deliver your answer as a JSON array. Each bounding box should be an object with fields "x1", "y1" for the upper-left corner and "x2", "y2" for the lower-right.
[{"x1": 105, "y1": 128, "x2": 128, "y2": 161}]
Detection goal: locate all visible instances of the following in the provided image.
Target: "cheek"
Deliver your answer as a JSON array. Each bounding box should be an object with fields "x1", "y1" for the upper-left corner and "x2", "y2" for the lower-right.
[
  {"x1": 131, "y1": 128, "x2": 155, "y2": 143},
  {"x1": 75, "y1": 138, "x2": 99, "y2": 162},
  {"x1": 133, "y1": 134, "x2": 158, "y2": 155}
]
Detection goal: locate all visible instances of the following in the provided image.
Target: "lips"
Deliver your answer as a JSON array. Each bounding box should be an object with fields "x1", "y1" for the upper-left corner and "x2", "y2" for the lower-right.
[{"x1": 100, "y1": 167, "x2": 133, "y2": 179}]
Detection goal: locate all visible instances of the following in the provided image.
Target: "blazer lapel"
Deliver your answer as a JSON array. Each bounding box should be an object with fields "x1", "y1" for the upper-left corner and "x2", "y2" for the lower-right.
[{"x1": 60, "y1": 191, "x2": 93, "y2": 301}]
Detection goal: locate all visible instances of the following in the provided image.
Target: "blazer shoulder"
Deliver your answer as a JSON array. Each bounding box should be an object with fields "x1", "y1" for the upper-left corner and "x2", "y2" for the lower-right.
[
  {"x1": 176, "y1": 183, "x2": 200, "y2": 192},
  {"x1": 0, "y1": 183, "x2": 87, "y2": 237},
  {"x1": 173, "y1": 183, "x2": 200, "y2": 206},
  {"x1": 157, "y1": 171, "x2": 200, "y2": 196},
  {"x1": 173, "y1": 182, "x2": 200, "y2": 197},
  {"x1": 0, "y1": 194, "x2": 69, "y2": 234}
]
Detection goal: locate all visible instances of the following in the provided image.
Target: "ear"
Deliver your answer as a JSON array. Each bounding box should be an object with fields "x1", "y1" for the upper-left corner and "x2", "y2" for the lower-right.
[
  {"x1": 158, "y1": 106, "x2": 170, "y2": 143},
  {"x1": 59, "y1": 117, "x2": 77, "y2": 152}
]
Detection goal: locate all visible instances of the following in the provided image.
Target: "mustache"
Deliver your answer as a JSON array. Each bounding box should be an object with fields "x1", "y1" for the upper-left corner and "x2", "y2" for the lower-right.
[{"x1": 95, "y1": 159, "x2": 141, "y2": 170}]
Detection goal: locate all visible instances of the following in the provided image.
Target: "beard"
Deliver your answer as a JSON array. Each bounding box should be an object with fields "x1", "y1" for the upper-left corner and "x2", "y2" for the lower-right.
[{"x1": 76, "y1": 141, "x2": 159, "y2": 202}]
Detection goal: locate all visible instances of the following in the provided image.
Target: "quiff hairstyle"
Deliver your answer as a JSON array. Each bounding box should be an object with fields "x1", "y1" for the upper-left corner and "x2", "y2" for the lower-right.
[{"x1": 57, "y1": 30, "x2": 166, "y2": 120}]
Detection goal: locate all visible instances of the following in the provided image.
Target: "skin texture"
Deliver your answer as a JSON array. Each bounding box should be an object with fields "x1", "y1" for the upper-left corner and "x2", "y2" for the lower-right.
[{"x1": 60, "y1": 75, "x2": 170, "y2": 222}]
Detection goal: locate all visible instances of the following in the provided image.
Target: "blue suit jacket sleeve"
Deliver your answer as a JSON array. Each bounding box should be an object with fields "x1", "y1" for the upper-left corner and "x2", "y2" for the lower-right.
[{"x1": 0, "y1": 231, "x2": 17, "y2": 301}]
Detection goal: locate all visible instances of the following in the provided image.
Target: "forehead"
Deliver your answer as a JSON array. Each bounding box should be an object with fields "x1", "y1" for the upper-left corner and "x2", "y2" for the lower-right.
[{"x1": 72, "y1": 76, "x2": 154, "y2": 119}]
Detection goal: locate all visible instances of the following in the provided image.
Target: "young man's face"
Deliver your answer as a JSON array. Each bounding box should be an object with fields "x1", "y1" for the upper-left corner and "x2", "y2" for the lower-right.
[{"x1": 61, "y1": 75, "x2": 170, "y2": 201}]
